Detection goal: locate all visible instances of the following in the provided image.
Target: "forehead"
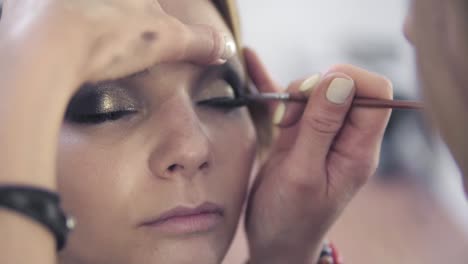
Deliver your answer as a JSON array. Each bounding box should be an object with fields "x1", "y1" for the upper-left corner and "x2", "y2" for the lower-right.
[
  {"x1": 154, "y1": 0, "x2": 244, "y2": 78},
  {"x1": 132, "y1": 0, "x2": 244, "y2": 88},
  {"x1": 159, "y1": 0, "x2": 231, "y2": 34}
]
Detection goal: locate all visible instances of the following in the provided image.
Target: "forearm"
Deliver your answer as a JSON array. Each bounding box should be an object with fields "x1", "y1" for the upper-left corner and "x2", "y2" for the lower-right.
[
  {"x1": 0, "y1": 210, "x2": 56, "y2": 264},
  {"x1": 0, "y1": 25, "x2": 86, "y2": 263},
  {"x1": 0, "y1": 25, "x2": 85, "y2": 188}
]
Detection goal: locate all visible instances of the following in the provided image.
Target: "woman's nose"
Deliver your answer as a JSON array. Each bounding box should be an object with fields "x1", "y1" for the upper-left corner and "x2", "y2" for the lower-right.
[{"x1": 148, "y1": 108, "x2": 213, "y2": 180}]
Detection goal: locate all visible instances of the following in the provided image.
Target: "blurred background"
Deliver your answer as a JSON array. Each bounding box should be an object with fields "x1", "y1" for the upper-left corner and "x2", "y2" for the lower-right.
[{"x1": 224, "y1": 0, "x2": 468, "y2": 263}]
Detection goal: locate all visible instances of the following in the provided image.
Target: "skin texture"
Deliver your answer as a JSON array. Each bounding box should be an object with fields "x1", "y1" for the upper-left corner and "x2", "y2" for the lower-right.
[
  {"x1": 0, "y1": 0, "x2": 393, "y2": 263},
  {"x1": 0, "y1": 0, "x2": 235, "y2": 263},
  {"x1": 405, "y1": 0, "x2": 468, "y2": 193},
  {"x1": 57, "y1": 1, "x2": 256, "y2": 263}
]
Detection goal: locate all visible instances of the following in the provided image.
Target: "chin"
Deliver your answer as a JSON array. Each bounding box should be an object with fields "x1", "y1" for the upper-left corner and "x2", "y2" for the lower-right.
[
  {"x1": 130, "y1": 231, "x2": 231, "y2": 264},
  {"x1": 136, "y1": 245, "x2": 225, "y2": 264}
]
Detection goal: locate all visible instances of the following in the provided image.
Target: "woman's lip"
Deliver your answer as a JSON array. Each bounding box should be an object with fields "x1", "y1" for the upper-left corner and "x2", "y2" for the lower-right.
[{"x1": 141, "y1": 202, "x2": 224, "y2": 234}]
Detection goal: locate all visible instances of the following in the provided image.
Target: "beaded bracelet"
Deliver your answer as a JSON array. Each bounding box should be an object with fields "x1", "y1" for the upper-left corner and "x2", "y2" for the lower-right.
[{"x1": 318, "y1": 242, "x2": 343, "y2": 264}]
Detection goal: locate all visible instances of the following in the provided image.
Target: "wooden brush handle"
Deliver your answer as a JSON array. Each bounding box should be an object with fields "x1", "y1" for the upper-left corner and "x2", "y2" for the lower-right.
[
  {"x1": 353, "y1": 98, "x2": 423, "y2": 110},
  {"x1": 284, "y1": 93, "x2": 424, "y2": 110}
]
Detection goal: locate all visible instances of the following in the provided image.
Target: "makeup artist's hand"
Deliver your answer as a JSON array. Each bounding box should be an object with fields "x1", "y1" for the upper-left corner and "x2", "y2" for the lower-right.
[
  {"x1": 243, "y1": 48, "x2": 392, "y2": 264},
  {"x1": 0, "y1": 0, "x2": 235, "y2": 83}
]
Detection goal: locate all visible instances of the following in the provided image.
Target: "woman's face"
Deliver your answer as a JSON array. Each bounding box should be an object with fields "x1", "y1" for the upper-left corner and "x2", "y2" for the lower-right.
[
  {"x1": 57, "y1": 1, "x2": 257, "y2": 263},
  {"x1": 405, "y1": 0, "x2": 468, "y2": 192}
]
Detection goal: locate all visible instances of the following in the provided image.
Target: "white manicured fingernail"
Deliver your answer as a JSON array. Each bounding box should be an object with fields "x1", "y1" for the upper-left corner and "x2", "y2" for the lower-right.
[
  {"x1": 326, "y1": 78, "x2": 354, "y2": 104},
  {"x1": 273, "y1": 102, "x2": 286, "y2": 125},
  {"x1": 220, "y1": 34, "x2": 237, "y2": 61},
  {"x1": 299, "y1": 74, "x2": 321, "y2": 94}
]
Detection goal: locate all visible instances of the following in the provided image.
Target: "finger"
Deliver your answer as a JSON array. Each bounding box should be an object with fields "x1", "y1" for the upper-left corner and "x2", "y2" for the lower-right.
[
  {"x1": 325, "y1": 65, "x2": 393, "y2": 190},
  {"x1": 145, "y1": 2, "x2": 236, "y2": 65},
  {"x1": 327, "y1": 64, "x2": 393, "y2": 135},
  {"x1": 181, "y1": 24, "x2": 237, "y2": 65},
  {"x1": 288, "y1": 73, "x2": 356, "y2": 174},
  {"x1": 274, "y1": 74, "x2": 322, "y2": 128},
  {"x1": 272, "y1": 75, "x2": 322, "y2": 151},
  {"x1": 243, "y1": 47, "x2": 282, "y2": 115},
  {"x1": 143, "y1": 15, "x2": 236, "y2": 65},
  {"x1": 87, "y1": 14, "x2": 236, "y2": 81},
  {"x1": 244, "y1": 47, "x2": 323, "y2": 128}
]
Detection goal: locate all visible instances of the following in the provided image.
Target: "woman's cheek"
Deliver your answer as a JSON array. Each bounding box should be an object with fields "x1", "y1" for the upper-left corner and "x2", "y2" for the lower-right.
[
  {"x1": 199, "y1": 107, "x2": 257, "y2": 199},
  {"x1": 199, "y1": 107, "x2": 257, "y2": 165},
  {"x1": 56, "y1": 124, "x2": 138, "y2": 229}
]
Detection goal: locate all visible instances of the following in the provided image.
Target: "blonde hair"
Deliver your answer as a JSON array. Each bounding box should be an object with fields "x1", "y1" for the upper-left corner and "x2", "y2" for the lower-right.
[{"x1": 213, "y1": 0, "x2": 272, "y2": 149}]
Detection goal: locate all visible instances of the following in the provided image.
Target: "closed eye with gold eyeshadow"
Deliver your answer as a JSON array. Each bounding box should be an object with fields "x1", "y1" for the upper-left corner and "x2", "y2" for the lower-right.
[
  {"x1": 64, "y1": 62, "x2": 247, "y2": 125},
  {"x1": 65, "y1": 82, "x2": 142, "y2": 124},
  {"x1": 195, "y1": 62, "x2": 248, "y2": 111}
]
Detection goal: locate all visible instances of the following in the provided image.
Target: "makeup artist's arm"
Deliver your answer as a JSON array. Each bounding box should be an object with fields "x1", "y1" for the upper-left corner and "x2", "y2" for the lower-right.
[
  {"x1": 243, "y1": 49, "x2": 392, "y2": 264},
  {"x1": 0, "y1": 1, "x2": 234, "y2": 263}
]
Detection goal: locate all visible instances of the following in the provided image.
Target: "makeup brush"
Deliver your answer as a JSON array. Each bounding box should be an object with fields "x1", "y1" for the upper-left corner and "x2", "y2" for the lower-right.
[{"x1": 198, "y1": 92, "x2": 424, "y2": 110}]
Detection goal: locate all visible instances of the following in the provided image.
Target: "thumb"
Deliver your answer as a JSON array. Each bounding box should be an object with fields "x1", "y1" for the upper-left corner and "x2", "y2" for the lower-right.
[
  {"x1": 289, "y1": 73, "x2": 356, "y2": 170},
  {"x1": 180, "y1": 24, "x2": 237, "y2": 65}
]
